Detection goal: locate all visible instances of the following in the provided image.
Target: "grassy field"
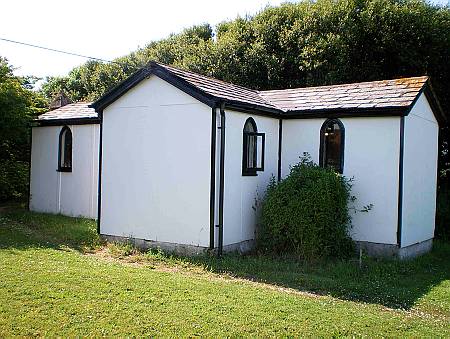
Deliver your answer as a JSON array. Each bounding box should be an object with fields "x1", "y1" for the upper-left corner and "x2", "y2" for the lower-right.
[{"x1": 0, "y1": 210, "x2": 449, "y2": 336}]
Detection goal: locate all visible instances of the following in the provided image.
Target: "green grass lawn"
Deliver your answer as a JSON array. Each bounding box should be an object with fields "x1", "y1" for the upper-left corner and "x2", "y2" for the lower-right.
[{"x1": 0, "y1": 210, "x2": 449, "y2": 336}]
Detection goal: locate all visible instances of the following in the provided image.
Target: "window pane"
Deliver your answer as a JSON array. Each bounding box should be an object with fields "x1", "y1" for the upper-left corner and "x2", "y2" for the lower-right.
[
  {"x1": 243, "y1": 118, "x2": 258, "y2": 175},
  {"x1": 64, "y1": 130, "x2": 72, "y2": 168},
  {"x1": 244, "y1": 120, "x2": 255, "y2": 133},
  {"x1": 323, "y1": 121, "x2": 342, "y2": 172},
  {"x1": 247, "y1": 134, "x2": 256, "y2": 168},
  {"x1": 59, "y1": 127, "x2": 72, "y2": 170},
  {"x1": 60, "y1": 130, "x2": 66, "y2": 168}
]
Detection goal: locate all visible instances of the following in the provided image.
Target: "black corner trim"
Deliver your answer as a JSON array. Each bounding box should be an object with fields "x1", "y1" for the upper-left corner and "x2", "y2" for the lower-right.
[
  {"x1": 97, "y1": 110, "x2": 103, "y2": 234},
  {"x1": 397, "y1": 116, "x2": 405, "y2": 247},
  {"x1": 277, "y1": 119, "x2": 283, "y2": 181},
  {"x1": 218, "y1": 103, "x2": 226, "y2": 256},
  {"x1": 209, "y1": 107, "x2": 217, "y2": 249}
]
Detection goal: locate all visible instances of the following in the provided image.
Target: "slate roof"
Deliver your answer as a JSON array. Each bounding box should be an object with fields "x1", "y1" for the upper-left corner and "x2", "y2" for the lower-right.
[
  {"x1": 36, "y1": 102, "x2": 99, "y2": 125},
  {"x1": 157, "y1": 63, "x2": 278, "y2": 110},
  {"x1": 259, "y1": 77, "x2": 429, "y2": 113},
  {"x1": 90, "y1": 61, "x2": 445, "y2": 123}
]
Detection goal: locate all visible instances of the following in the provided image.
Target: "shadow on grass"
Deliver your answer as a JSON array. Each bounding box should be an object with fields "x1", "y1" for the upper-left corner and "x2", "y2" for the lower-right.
[
  {"x1": 175, "y1": 242, "x2": 450, "y2": 311},
  {"x1": 0, "y1": 209, "x2": 102, "y2": 253},
  {"x1": 1, "y1": 208, "x2": 449, "y2": 311}
]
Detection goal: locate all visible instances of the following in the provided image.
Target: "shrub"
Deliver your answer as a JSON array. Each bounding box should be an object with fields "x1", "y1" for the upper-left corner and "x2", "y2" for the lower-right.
[
  {"x1": 0, "y1": 158, "x2": 29, "y2": 202},
  {"x1": 258, "y1": 154, "x2": 356, "y2": 260},
  {"x1": 436, "y1": 185, "x2": 450, "y2": 241}
]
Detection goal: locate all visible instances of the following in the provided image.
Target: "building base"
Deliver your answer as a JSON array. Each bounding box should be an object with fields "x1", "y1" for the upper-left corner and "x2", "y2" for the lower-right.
[
  {"x1": 101, "y1": 234, "x2": 255, "y2": 256},
  {"x1": 355, "y1": 238, "x2": 433, "y2": 259}
]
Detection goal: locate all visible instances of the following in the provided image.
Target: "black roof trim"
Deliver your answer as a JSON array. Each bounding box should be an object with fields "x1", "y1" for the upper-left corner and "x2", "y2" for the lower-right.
[
  {"x1": 90, "y1": 67, "x2": 150, "y2": 111},
  {"x1": 33, "y1": 117, "x2": 100, "y2": 127},
  {"x1": 90, "y1": 61, "x2": 446, "y2": 123},
  {"x1": 282, "y1": 106, "x2": 408, "y2": 119},
  {"x1": 152, "y1": 65, "x2": 218, "y2": 107},
  {"x1": 423, "y1": 80, "x2": 447, "y2": 125},
  {"x1": 224, "y1": 100, "x2": 281, "y2": 117},
  {"x1": 91, "y1": 62, "x2": 219, "y2": 111}
]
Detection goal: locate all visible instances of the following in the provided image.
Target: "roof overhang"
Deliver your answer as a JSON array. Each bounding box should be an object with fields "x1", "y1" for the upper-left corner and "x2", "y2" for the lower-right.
[
  {"x1": 422, "y1": 80, "x2": 447, "y2": 125},
  {"x1": 33, "y1": 117, "x2": 100, "y2": 127}
]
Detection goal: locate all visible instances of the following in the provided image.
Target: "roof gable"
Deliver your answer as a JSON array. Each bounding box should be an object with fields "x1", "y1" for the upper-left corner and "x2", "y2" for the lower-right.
[{"x1": 91, "y1": 61, "x2": 445, "y2": 124}]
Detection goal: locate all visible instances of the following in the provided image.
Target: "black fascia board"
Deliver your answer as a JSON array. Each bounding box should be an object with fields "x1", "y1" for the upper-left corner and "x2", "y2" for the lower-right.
[
  {"x1": 223, "y1": 100, "x2": 282, "y2": 117},
  {"x1": 281, "y1": 106, "x2": 409, "y2": 119},
  {"x1": 34, "y1": 117, "x2": 100, "y2": 127},
  {"x1": 90, "y1": 63, "x2": 219, "y2": 111},
  {"x1": 423, "y1": 80, "x2": 447, "y2": 125},
  {"x1": 90, "y1": 61, "x2": 442, "y2": 122},
  {"x1": 151, "y1": 66, "x2": 218, "y2": 108},
  {"x1": 90, "y1": 67, "x2": 150, "y2": 111}
]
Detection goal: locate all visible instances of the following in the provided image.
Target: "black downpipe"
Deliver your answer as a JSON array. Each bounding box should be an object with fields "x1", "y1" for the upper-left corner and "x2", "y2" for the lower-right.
[
  {"x1": 209, "y1": 107, "x2": 217, "y2": 249},
  {"x1": 27, "y1": 124, "x2": 33, "y2": 210},
  {"x1": 277, "y1": 119, "x2": 283, "y2": 182},
  {"x1": 96, "y1": 110, "x2": 103, "y2": 234},
  {"x1": 397, "y1": 116, "x2": 405, "y2": 247},
  {"x1": 218, "y1": 103, "x2": 226, "y2": 256}
]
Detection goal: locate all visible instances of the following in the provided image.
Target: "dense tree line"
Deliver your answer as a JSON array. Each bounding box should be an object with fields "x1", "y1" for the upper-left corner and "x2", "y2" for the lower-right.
[
  {"x1": 41, "y1": 0, "x2": 450, "y2": 110},
  {"x1": 0, "y1": 58, "x2": 47, "y2": 201}
]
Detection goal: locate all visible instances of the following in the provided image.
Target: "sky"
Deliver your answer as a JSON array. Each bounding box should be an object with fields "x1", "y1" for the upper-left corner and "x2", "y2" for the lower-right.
[
  {"x1": 0, "y1": 0, "x2": 285, "y2": 78},
  {"x1": 1, "y1": 0, "x2": 448, "y2": 79}
]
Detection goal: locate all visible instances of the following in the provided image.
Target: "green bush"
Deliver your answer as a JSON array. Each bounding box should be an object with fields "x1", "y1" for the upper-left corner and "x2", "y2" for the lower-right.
[
  {"x1": 436, "y1": 185, "x2": 450, "y2": 241},
  {"x1": 0, "y1": 159, "x2": 29, "y2": 202},
  {"x1": 258, "y1": 154, "x2": 356, "y2": 260}
]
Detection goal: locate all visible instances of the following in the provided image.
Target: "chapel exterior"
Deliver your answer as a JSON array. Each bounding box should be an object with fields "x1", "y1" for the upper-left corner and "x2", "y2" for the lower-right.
[{"x1": 30, "y1": 61, "x2": 445, "y2": 258}]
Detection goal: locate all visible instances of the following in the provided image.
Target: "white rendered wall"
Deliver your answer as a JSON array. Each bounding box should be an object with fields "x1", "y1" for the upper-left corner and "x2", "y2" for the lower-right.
[
  {"x1": 30, "y1": 126, "x2": 59, "y2": 213},
  {"x1": 281, "y1": 117, "x2": 401, "y2": 245},
  {"x1": 221, "y1": 111, "x2": 279, "y2": 246},
  {"x1": 100, "y1": 75, "x2": 212, "y2": 247},
  {"x1": 282, "y1": 119, "x2": 323, "y2": 175},
  {"x1": 341, "y1": 117, "x2": 400, "y2": 245},
  {"x1": 401, "y1": 94, "x2": 438, "y2": 247},
  {"x1": 30, "y1": 124, "x2": 99, "y2": 218}
]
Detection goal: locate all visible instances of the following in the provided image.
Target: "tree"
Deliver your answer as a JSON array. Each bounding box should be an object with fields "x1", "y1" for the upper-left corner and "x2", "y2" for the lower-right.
[{"x1": 0, "y1": 57, "x2": 47, "y2": 201}]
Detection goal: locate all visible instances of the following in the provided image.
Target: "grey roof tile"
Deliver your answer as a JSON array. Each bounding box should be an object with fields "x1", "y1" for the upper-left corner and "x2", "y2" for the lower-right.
[
  {"x1": 259, "y1": 76, "x2": 428, "y2": 113},
  {"x1": 37, "y1": 102, "x2": 97, "y2": 121}
]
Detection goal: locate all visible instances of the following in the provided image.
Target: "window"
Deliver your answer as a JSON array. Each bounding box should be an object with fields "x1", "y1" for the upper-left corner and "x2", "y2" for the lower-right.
[
  {"x1": 242, "y1": 118, "x2": 265, "y2": 176},
  {"x1": 320, "y1": 119, "x2": 344, "y2": 174},
  {"x1": 58, "y1": 126, "x2": 72, "y2": 172}
]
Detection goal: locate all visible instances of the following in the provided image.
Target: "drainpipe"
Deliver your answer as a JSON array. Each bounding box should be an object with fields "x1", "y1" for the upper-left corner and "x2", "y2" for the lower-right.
[
  {"x1": 209, "y1": 106, "x2": 217, "y2": 249},
  {"x1": 96, "y1": 110, "x2": 103, "y2": 234},
  {"x1": 217, "y1": 102, "x2": 226, "y2": 256}
]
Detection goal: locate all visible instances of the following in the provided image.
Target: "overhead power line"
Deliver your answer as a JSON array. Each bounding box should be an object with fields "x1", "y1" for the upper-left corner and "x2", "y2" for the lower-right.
[{"x1": 0, "y1": 37, "x2": 118, "y2": 64}]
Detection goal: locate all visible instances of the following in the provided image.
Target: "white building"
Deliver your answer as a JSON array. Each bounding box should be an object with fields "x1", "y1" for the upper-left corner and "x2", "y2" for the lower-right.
[
  {"x1": 30, "y1": 102, "x2": 100, "y2": 219},
  {"x1": 30, "y1": 62, "x2": 445, "y2": 258}
]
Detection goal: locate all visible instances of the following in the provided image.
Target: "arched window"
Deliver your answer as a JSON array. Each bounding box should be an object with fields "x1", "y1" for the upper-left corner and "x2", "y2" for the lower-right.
[
  {"x1": 320, "y1": 119, "x2": 344, "y2": 174},
  {"x1": 58, "y1": 126, "x2": 72, "y2": 172},
  {"x1": 242, "y1": 118, "x2": 265, "y2": 176}
]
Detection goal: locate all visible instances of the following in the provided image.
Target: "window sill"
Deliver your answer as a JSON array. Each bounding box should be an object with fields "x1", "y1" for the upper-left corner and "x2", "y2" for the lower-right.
[
  {"x1": 242, "y1": 171, "x2": 258, "y2": 177},
  {"x1": 57, "y1": 168, "x2": 72, "y2": 173}
]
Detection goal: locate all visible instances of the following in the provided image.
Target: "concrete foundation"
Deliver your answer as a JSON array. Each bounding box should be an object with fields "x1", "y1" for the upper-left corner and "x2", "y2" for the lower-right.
[
  {"x1": 355, "y1": 238, "x2": 433, "y2": 259},
  {"x1": 398, "y1": 238, "x2": 433, "y2": 259},
  {"x1": 101, "y1": 234, "x2": 255, "y2": 256}
]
